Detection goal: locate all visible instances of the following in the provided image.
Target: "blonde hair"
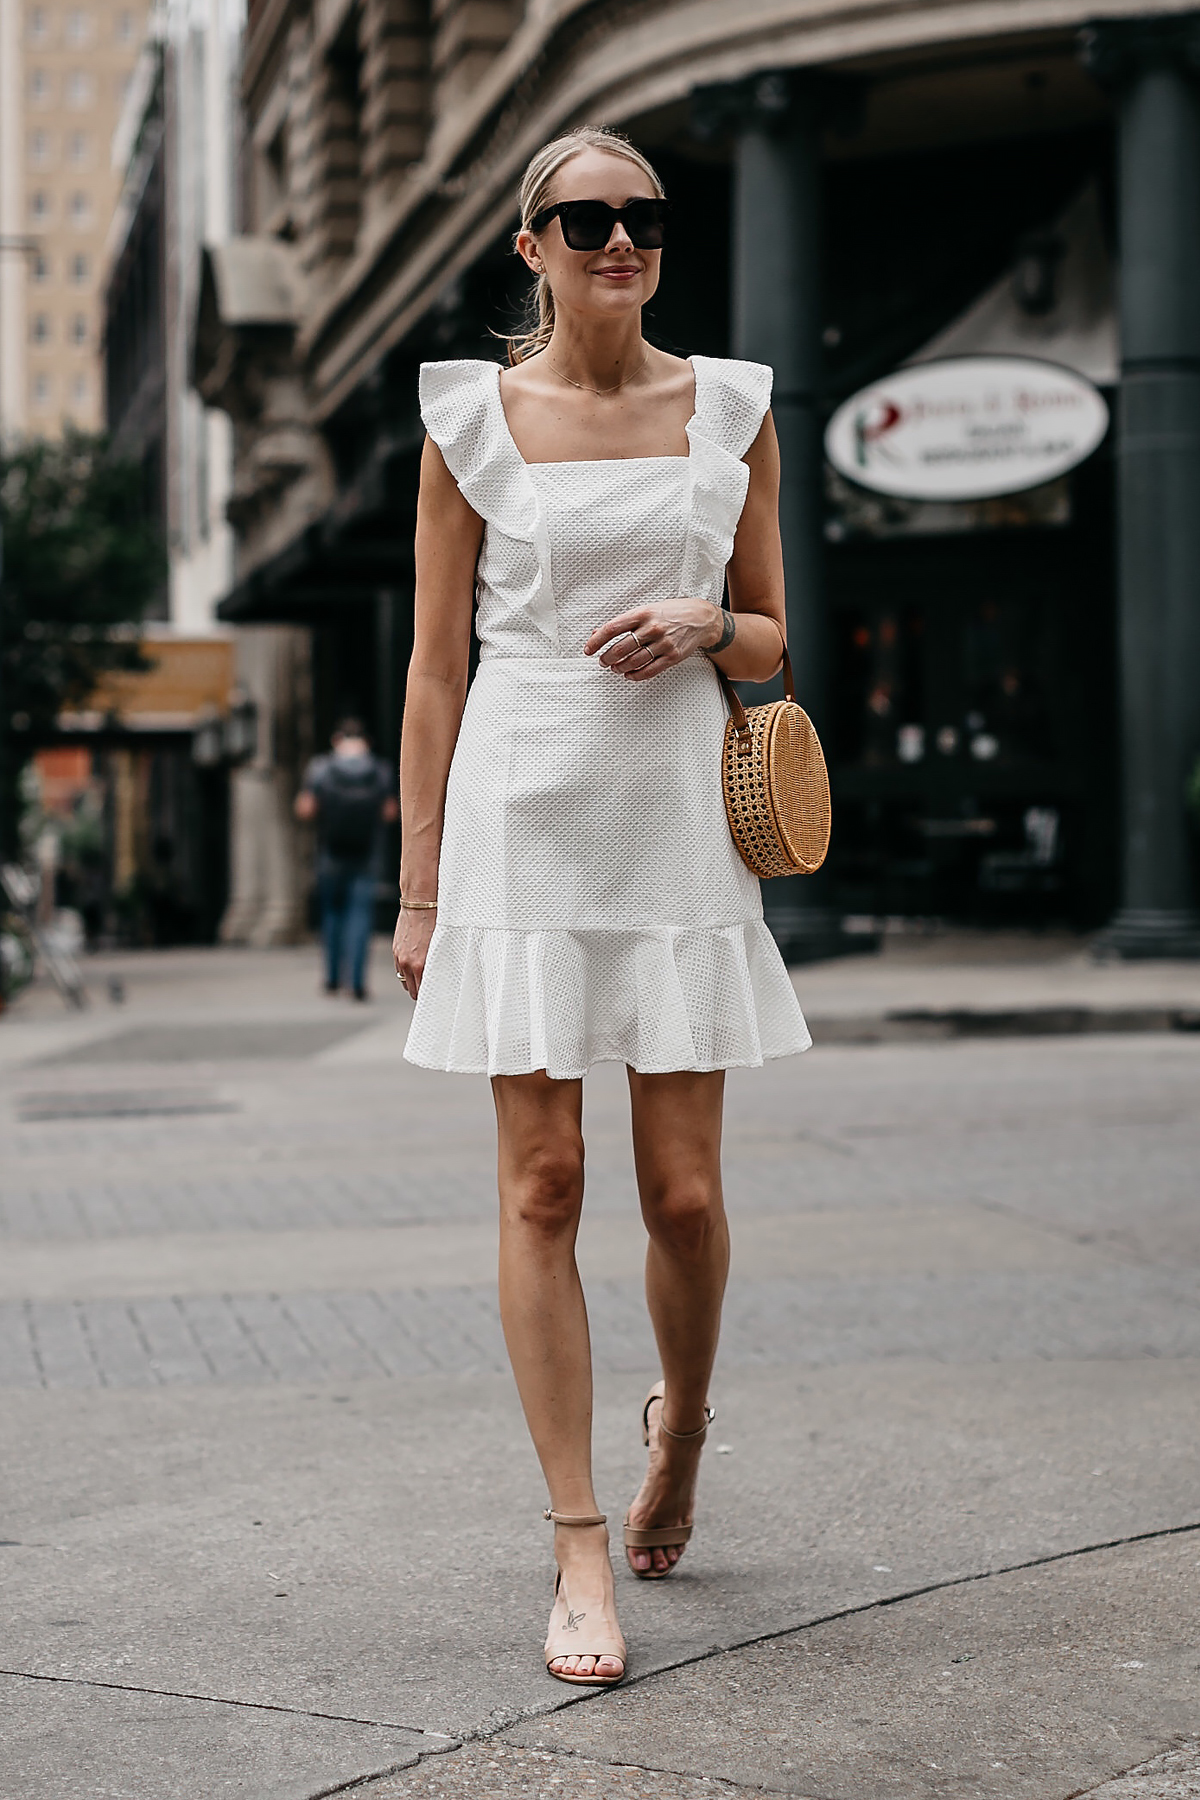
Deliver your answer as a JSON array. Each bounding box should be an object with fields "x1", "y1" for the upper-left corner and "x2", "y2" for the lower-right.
[{"x1": 505, "y1": 127, "x2": 667, "y2": 365}]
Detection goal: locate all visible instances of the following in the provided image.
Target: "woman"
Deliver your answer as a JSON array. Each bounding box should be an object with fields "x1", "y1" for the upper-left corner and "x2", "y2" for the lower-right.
[{"x1": 393, "y1": 126, "x2": 810, "y2": 1687}]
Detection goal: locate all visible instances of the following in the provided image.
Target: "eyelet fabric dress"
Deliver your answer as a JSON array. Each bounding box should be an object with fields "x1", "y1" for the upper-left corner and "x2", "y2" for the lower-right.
[{"x1": 404, "y1": 353, "x2": 812, "y2": 1079}]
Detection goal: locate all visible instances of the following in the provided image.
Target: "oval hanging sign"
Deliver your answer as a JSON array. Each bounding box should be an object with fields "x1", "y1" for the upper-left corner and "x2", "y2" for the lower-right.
[{"x1": 825, "y1": 356, "x2": 1110, "y2": 502}]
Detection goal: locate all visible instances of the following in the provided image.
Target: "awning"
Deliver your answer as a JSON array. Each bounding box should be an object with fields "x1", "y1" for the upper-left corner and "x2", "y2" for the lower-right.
[
  {"x1": 215, "y1": 425, "x2": 421, "y2": 624},
  {"x1": 215, "y1": 521, "x2": 413, "y2": 624},
  {"x1": 909, "y1": 185, "x2": 1118, "y2": 387},
  {"x1": 57, "y1": 636, "x2": 237, "y2": 734},
  {"x1": 193, "y1": 238, "x2": 302, "y2": 406}
]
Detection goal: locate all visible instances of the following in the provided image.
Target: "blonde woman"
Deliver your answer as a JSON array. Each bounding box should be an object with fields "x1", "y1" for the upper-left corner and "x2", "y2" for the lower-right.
[{"x1": 394, "y1": 127, "x2": 810, "y2": 1686}]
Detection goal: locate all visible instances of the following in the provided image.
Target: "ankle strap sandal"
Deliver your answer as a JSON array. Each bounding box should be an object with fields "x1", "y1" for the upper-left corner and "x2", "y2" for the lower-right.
[
  {"x1": 643, "y1": 1397, "x2": 716, "y2": 1447},
  {"x1": 624, "y1": 1381, "x2": 714, "y2": 1579},
  {"x1": 542, "y1": 1509, "x2": 626, "y2": 1687}
]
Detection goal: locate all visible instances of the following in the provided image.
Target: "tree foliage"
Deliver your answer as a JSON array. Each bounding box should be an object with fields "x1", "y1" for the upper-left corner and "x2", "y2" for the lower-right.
[{"x1": 0, "y1": 431, "x2": 165, "y2": 852}]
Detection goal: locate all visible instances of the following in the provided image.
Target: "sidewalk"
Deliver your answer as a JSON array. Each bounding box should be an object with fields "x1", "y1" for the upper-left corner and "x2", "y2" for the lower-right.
[
  {"x1": 6, "y1": 926, "x2": 1200, "y2": 1043},
  {"x1": 1, "y1": 938, "x2": 1198, "y2": 1799}
]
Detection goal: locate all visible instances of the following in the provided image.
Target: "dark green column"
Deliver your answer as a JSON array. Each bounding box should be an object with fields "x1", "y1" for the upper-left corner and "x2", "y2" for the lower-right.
[
  {"x1": 375, "y1": 586, "x2": 398, "y2": 770},
  {"x1": 375, "y1": 584, "x2": 401, "y2": 891},
  {"x1": 1085, "y1": 18, "x2": 1200, "y2": 957},
  {"x1": 727, "y1": 74, "x2": 842, "y2": 961}
]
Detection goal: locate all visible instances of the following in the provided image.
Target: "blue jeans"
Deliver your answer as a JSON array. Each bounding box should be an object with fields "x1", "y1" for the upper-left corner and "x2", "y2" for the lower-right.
[{"x1": 319, "y1": 862, "x2": 375, "y2": 994}]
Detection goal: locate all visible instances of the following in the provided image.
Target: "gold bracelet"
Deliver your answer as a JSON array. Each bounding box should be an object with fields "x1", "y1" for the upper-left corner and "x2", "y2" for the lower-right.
[{"x1": 399, "y1": 897, "x2": 438, "y2": 911}]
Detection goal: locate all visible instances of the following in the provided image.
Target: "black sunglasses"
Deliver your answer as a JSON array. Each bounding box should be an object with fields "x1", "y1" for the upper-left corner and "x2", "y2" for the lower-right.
[{"x1": 529, "y1": 198, "x2": 670, "y2": 252}]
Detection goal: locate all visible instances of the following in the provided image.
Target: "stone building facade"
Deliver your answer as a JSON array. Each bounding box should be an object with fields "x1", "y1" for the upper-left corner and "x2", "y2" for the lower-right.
[{"x1": 196, "y1": 0, "x2": 1200, "y2": 955}]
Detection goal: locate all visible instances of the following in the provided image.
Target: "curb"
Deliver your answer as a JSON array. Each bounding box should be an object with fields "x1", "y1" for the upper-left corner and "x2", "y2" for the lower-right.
[{"x1": 809, "y1": 1006, "x2": 1200, "y2": 1044}]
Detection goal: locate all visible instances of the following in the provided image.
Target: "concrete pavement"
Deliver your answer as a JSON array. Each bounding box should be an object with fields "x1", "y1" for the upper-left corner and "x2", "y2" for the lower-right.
[{"x1": 0, "y1": 936, "x2": 1198, "y2": 1798}]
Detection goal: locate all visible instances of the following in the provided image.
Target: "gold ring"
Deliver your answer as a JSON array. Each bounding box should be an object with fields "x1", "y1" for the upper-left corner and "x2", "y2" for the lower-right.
[{"x1": 630, "y1": 632, "x2": 644, "y2": 650}]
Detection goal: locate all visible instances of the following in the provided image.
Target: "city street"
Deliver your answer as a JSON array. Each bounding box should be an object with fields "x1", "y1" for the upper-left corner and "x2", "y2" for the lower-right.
[
  {"x1": 1, "y1": 937, "x2": 1199, "y2": 1799},
  {"x1": 6, "y1": 0, "x2": 1200, "y2": 1793}
]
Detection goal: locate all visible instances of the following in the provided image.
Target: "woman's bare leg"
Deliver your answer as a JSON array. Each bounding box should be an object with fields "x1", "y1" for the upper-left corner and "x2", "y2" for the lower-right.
[
  {"x1": 625, "y1": 1068, "x2": 729, "y2": 1575},
  {"x1": 492, "y1": 1070, "x2": 623, "y2": 1678}
]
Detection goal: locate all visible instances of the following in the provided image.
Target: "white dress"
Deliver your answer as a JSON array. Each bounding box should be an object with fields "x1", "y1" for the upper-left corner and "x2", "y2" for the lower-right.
[{"x1": 404, "y1": 353, "x2": 812, "y2": 1079}]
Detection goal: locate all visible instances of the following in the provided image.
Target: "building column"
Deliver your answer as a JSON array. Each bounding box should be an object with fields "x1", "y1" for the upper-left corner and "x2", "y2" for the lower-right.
[
  {"x1": 219, "y1": 625, "x2": 311, "y2": 944},
  {"x1": 1085, "y1": 18, "x2": 1200, "y2": 957},
  {"x1": 727, "y1": 73, "x2": 841, "y2": 961}
]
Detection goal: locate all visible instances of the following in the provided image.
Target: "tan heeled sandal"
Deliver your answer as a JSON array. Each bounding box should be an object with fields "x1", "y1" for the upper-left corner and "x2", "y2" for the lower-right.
[
  {"x1": 623, "y1": 1381, "x2": 715, "y2": 1581},
  {"x1": 542, "y1": 1510, "x2": 627, "y2": 1687}
]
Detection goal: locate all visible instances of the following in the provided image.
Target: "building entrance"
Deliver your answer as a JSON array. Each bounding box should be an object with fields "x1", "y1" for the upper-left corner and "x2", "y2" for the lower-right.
[{"x1": 827, "y1": 471, "x2": 1117, "y2": 926}]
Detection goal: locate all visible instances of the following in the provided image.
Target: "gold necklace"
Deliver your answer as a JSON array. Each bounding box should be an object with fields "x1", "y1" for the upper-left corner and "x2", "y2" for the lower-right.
[{"x1": 544, "y1": 350, "x2": 649, "y2": 396}]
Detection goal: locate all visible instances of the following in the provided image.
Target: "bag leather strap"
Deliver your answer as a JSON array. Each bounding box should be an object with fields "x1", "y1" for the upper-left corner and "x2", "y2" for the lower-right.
[{"x1": 709, "y1": 635, "x2": 795, "y2": 737}]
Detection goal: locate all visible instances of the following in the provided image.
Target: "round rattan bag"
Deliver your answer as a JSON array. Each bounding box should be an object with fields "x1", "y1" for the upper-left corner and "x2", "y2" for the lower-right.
[{"x1": 712, "y1": 648, "x2": 831, "y2": 879}]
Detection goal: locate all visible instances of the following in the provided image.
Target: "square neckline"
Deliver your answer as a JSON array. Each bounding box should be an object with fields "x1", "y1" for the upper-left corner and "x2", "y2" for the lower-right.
[{"x1": 493, "y1": 356, "x2": 697, "y2": 469}]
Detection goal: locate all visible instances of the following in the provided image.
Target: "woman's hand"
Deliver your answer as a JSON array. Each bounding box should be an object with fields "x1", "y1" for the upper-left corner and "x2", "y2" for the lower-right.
[
  {"x1": 393, "y1": 908, "x2": 437, "y2": 1000},
  {"x1": 585, "y1": 599, "x2": 723, "y2": 681}
]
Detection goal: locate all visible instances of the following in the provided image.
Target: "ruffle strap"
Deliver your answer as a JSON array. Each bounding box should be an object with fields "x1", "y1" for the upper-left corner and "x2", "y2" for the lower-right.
[
  {"x1": 681, "y1": 356, "x2": 774, "y2": 604},
  {"x1": 418, "y1": 360, "x2": 557, "y2": 650},
  {"x1": 696, "y1": 356, "x2": 775, "y2": 460}
]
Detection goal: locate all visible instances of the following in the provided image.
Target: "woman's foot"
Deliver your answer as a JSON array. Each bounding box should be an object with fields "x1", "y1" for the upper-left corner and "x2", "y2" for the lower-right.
[
  {"x1": 625, "y1": 1390, "x2": 709, "y2": 1576},
  {"x1": 545, "y1": 1521, "x2": 626, "y2": 1682}
]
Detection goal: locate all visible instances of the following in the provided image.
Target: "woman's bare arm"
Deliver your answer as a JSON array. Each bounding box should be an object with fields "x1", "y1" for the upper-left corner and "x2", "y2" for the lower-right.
[
  {"x1": 584, "y1": 413, "x2": 786, "y2": 684},
  {"x1": 717, "y1": 410, "x2": 787, "y2": 681},
  {"x1": 394, "y1": 435, "x2": 481, "y2": 997}
]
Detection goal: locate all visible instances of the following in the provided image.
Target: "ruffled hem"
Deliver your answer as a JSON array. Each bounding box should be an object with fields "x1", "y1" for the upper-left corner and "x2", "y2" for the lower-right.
[{"x1": 403, "y1": 922, "x2": 811, "y2": 1079}]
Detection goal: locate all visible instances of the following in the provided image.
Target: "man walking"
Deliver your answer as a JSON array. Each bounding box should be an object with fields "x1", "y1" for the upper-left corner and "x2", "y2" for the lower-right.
[{"x1": 295, "y1": 719, "x2": 397, "y2": 1001}]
